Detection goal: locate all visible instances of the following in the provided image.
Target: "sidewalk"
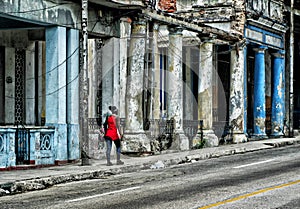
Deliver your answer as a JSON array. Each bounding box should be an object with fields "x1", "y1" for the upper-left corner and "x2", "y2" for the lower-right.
[{"x1": 1, "y1": 136, "x2": 300, "y2": 196}]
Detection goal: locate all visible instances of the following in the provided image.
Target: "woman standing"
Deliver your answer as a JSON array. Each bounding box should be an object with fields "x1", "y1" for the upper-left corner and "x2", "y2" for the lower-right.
[{"x1": 103, "y1": 106, "x2": 124, "y2": 166}]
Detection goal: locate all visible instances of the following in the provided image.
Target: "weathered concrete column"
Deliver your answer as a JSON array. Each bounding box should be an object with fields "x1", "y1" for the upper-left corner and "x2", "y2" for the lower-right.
[
  {"x1": 4, "y1": 48, "x2": 15, "y2": 124},
  {"x1": 229, "y1": 45, "x2": 247, "y2": 143},
  {"x1": 45, "y1": 26, "x2": 68, "y2": 164},
  {"x1": 122, "y1": 19, "x2": 150, "y2": 153},
  {"x1": 67, "y1": 29, "x2": 80, "y2": 161},
  {"x1": 184, "y1": 47, "x2": 194, "y2": 120},
  {"x1": 152, "y1": 23, "x2": 161, "y2": 120},
  {"x1": 37, "y1": 42, "x2": 46, "y2": 126},
  {"x1": 196, "y1": 41, "x2": 218, "y2": 147},
  {"x1": 119, "y1": 18, "x2": 131, "y2": 119},
  {"x1": 167, "y1": 26, "x2": 189, "y2": 150},
  {"x1": 271, "y1": 50, "x2": 285, "y2": 137},
  {"x1": 25, "y1": 43, "x2": 35, "y2": 125},
  {"x1": 253, "y1": 46, "x2": 267, "y2": 138}
]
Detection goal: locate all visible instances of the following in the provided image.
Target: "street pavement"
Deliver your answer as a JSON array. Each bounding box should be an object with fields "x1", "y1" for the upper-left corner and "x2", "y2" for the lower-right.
[{"x1": 0, "y1": 136, "x2": 300, "y2": 196}]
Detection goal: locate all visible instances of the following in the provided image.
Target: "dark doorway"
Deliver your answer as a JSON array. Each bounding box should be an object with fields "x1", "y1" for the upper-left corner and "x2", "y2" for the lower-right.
[
  {"x1": 246, "y1": 47, "x2": 255, "y2": 135},
  {"x1": 0, "y1": 46, "x2": 4, "y2": 125},
  {"x1": 293, "y1": 36, "x2": 300, "y2": 129},
  {"x1": 214, "y1": 45, "x2": 230, "y2": 138}
]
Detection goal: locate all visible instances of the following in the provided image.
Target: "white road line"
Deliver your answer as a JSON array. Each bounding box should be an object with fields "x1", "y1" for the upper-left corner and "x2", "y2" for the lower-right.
[
  {"x1": 233, "y1": 159, "x2": 276, "y2": 169},
  {"x1": 66, "y1": 186, "x2": 141, "y2": 203}
]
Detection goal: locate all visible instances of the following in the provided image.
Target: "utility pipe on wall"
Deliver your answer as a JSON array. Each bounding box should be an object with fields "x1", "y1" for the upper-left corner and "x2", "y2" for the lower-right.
[
  {"x1": 289, "y1": 0, "x2": 294, "y2": 136},
  {"x1": 80, "y1": 0, "x2": 90, "y2": 165}
]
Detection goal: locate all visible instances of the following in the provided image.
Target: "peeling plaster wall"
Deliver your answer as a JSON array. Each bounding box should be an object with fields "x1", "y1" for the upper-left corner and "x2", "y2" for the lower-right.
[
  {"x1": 0, "y1": 30, "x2": 29, "y2": 49},
  {"x1": 0, "y1": 0, "x2": 117, "y2": 36},
  {"x1": 176, "y1": 0, "x2": 195, "y2": 11},
  {"x1": 230, "y1": 48, "x2": 245, "y2": 131},
  {"x1": 0, "y1": 0, "x2": 80, "y2": 28},
  {"x1": 247, "y1": 0, "x2": 285, "y2": 22},
  {"x1": 109, "y1": 0, "x2": 144, "y2": 6},
  {"x1": 167, "y1": 27, "x2": 183, "y2": 130},
  {"x1": 195, "y1": 0, "x2": 233, "y2": 6},
  {"x1": 125, "y1": 21, "x2": 147, "y2": 132},
  {"x1": 176, "y1": 0, "x2": 245, "y2": 36},
  {"x1": 271, "y1": 51, "x2": 285, "y2": 135},
  {"x1": 232, "y1": 0, "x2": 246, "y2": 36},
  {"x1": 122, "y1": 20, "x2": 152, "y2": 153}
]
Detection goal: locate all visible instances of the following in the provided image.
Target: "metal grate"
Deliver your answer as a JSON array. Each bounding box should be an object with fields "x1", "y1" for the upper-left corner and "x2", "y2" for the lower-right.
[
  {"x1": 40, "y1": 134, "x2": 52, "y2": 151},
  {"x1": 15, "y1": 49, "x2": 26, "y2": 124},
  {"x1": 15, "y1": 126, "x2": 30, "y2": 165}
]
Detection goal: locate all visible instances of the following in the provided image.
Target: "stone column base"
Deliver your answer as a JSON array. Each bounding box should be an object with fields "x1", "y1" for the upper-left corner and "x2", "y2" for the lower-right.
[
  {"x1": 122, "y1": 132, "x2": 151, "y2": 154},
  {"x1": 250, "y1": 134, "x2": 268, "y2": 140},
  {"x1": 169, "y1": 132, "x2": 189, "y2": 151},
  {"x1": 232, "y1": 133, "x2": 248, "y2": 143},
  {"x1": 270, "y1": 132, "x2": 284, "y2": 138},
  {"x1": 194, "y1": 130, "x2": 219, "y2": 147}
]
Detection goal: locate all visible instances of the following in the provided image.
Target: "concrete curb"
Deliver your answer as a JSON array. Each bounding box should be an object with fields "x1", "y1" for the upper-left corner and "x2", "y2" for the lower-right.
[{"x1": 1, "y1": 137, "x2": 300, "y2": 196}]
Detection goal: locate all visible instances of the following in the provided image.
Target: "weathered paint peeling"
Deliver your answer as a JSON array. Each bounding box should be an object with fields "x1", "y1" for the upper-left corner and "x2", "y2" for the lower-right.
[
  {"x1": 255, "y1": 117, "x2": 265, "y2": 132},
  {"x1": 271, "y1": 50, "x2": 285, "y2": 137},
  {"x1": 277, "y1": 72, "x2": 283, "y2": 98}
]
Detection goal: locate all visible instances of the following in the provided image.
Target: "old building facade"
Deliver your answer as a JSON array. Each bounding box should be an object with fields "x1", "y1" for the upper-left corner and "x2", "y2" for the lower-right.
[
  {"x1": 0, "y1": 0, "x2": 297, "y2": 169},
  {"x1": 0, "y1": 0, "x2": 123, "y2": 169}
]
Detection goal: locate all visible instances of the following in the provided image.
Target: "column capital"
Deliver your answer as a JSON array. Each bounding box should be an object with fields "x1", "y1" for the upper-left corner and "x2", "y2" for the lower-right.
[
  {"x1": 132, "y1": 18, "x2": 147, "y2": 26},
  {"x1": 153, "y1": 22, "x2": 160, "y2": 31},
  {"x1": 272, "y1": 50, "x2": 285, "y2": 58},
  {"x1": 168, "y1": 26, "x2": 183, "y2": 35},
  {"x1": 199, "y1": 36, "x2": 215, "y2": 44},
  {"x1": 131, "y1": 19, "x2": 147, "y2": 36},
  {"x1": 132, "y1": 14, "x2": 147, "y2": 25},
  {"x1": 236, "y1": 40, "x2": 247, "y2": 50},
  {"x1": 253, "y1": 46, "x2": 268, "y2": 53}
]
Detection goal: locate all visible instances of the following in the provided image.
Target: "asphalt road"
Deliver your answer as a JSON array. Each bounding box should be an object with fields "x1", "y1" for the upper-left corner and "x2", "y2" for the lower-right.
[{"x1": 1, "y1": 144, "x2": 300, "y2": 209}]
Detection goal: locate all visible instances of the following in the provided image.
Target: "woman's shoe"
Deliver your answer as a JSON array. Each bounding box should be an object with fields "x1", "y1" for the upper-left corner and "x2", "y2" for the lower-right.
[
  {"x1": 116, "y1": 160, "x2": 124, "y2": 165},
  {"x1": 107, "y1": 161, "x2": 113, "y2": 166}
]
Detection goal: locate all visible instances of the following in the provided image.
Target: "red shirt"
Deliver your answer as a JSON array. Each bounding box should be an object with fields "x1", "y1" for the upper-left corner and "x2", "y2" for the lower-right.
[{"x1": 104, "y1": 115, "x2": 120, "y2": 141}]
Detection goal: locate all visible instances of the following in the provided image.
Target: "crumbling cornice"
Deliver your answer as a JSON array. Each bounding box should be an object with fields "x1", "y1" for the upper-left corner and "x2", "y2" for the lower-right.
[{"x1": 142, "y1": 9, "x2": 241, "y2": 43}]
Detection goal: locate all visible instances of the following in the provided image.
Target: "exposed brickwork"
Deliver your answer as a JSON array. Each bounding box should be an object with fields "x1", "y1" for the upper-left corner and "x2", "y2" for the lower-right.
[
  {"x1": 158, "y1": 0, "x2": 177, "y2": 12},
  {"x1": 232, "y1": 0, "x2": 246, "y2": 37}
]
